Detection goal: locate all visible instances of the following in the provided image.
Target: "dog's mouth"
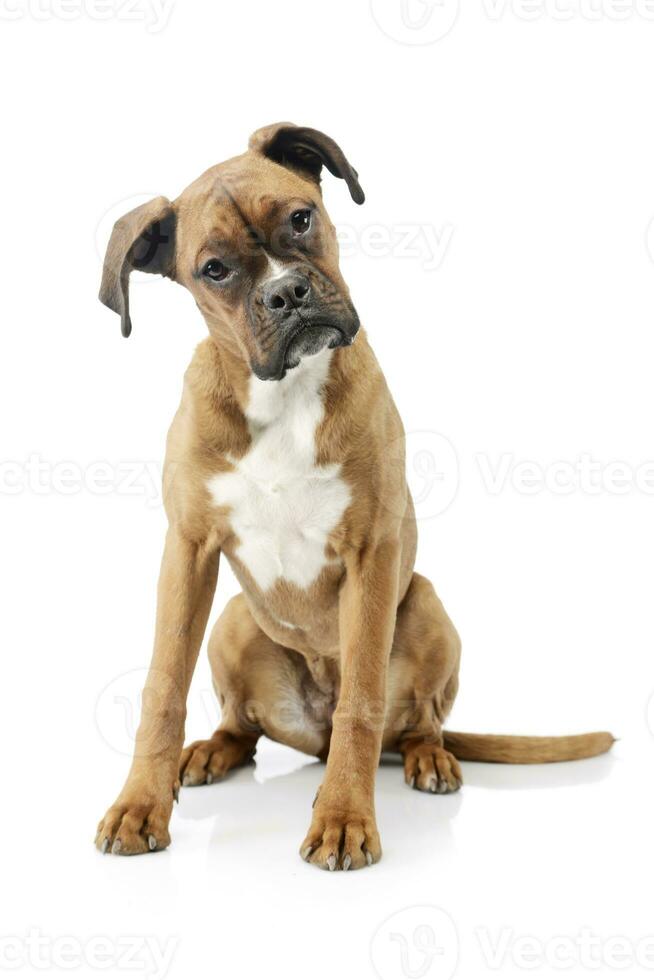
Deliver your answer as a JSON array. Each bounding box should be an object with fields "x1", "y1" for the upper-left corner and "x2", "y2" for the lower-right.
[
  {"x1": 253, "y1": 309, "x2": 359, "y2": 381},
  {"x1": 282, "y1": 320, "x2": 351, "y2": 371}
]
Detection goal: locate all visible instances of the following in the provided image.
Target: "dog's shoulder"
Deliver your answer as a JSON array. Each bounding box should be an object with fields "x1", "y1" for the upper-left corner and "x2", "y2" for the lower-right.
[
  {"x1": 161, "y1": 339, "x2": 248, "y2": 536},
  {"x1": 184, "y1": 337, "x2": 234, "y2": 409},
  {"x1": 171, "y1": 339, "x2": 248, "y2": 453}
]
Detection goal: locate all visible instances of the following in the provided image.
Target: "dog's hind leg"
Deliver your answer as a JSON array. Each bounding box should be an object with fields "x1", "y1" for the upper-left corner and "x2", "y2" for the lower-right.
[
  {"x1": 179, "y1": 594, "x2": 330, "y2": 786},
  {"x1": 384, "y1": 573, "x2": 463, "y2": 794}
]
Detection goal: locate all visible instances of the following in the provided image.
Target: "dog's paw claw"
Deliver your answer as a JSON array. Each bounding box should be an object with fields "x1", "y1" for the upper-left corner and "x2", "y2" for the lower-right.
[
  {"x1": 179, "y1": 733, "x2": 256, "y2": 788},
  {"x1": 300, "y1": 812, "x2": 381, "y2": 871},
  {"x1": 403, "y1": 745, "x2": 463, "y2": 795},
  {"x1": 95, "y1": 796, "x2": 172, "y2": 856}
]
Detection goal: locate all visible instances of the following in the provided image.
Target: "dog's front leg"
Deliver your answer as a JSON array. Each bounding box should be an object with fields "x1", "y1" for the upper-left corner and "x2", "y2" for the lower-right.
[
  {"x1": 95, "y1": 526, "x2": 219, "y2": 855},
  {"x1": 300, "y1": 538, "x2": 400, "y2": 871}
]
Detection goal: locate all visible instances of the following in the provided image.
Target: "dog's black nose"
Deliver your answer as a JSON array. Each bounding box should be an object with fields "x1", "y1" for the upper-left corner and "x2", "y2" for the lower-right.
[{"x1": 263, "y1": 272, "x2": 311, "y2": 312}]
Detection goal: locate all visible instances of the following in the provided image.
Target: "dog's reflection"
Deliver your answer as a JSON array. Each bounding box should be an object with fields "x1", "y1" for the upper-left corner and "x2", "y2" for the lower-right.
[
  {"x1": 459, "y1": 749, "x2": 616, "y2": 791},
  {"x1": 173, "y1": 738, "x2": 615, "y2": 868},
  {"x1": 176, "y1": 742, "x2": 461, "y2": 868}
]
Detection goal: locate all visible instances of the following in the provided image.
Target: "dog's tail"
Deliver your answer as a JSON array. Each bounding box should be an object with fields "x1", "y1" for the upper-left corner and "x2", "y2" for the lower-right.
[{"x1": 442, "y1": 730, "x2": 615, "y2": 764}]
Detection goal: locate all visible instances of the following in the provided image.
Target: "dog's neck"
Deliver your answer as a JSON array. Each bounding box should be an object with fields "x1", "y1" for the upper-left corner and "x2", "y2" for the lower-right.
[
  {"x1": 206, "y1": 328, "x2": 346, "y2": 425},
  {"x1": 244, "y1": 348, "x2": 334, "y2": 427}
]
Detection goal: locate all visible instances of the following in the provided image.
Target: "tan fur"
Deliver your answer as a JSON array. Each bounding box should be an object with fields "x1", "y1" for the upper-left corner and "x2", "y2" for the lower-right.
[
  {"x1": 442, "y1": 731, "x2": 615, "y2": 764},
  {"x1": 95, "y1": 124, "x2": 614, "y2": 869}
]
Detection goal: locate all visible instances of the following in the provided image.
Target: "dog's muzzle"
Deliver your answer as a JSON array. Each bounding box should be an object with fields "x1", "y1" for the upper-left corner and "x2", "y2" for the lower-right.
[{"x1": 250, "y1": 270, "x2": 359, "y2": 380}]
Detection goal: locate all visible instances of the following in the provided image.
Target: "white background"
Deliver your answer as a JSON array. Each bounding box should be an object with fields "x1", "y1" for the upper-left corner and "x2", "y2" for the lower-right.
[{"x1": 1, "y1": 1, "x2": 653, "y2": 978}]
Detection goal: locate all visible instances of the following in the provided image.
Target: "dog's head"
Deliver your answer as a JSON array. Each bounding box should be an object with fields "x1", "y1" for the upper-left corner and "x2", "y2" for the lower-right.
[{"x1": 99, "y1": 123, "x2": 364, "y2": 380}]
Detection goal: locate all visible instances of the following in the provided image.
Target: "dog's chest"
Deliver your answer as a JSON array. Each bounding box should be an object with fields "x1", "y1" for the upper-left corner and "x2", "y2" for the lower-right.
[{"x1": 208, "y1": 353, "x2": 351, "y2": 593}]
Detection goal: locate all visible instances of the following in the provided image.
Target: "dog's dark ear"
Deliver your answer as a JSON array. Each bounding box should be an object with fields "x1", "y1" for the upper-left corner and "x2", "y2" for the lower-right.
[
  {"x1": 99, "y1": 196, "x2": 176, "y2": 338},
  {"x1": 249, "y1": 123, "x2": 365, "y2": 205}
]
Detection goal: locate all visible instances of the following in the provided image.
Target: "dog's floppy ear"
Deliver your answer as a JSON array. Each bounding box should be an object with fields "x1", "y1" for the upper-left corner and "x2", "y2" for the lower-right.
[
  {"x1": 249, "y1": 123, "x2": 365, "y2": 205},
  {"x1": 99, "y1": 196, "x2": 176, "y2": 338}
]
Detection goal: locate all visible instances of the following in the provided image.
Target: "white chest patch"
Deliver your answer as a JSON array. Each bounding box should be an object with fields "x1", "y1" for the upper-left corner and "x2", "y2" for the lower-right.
[{"x1": 208, "y1": 350, "x2": 351, "y2": 593}]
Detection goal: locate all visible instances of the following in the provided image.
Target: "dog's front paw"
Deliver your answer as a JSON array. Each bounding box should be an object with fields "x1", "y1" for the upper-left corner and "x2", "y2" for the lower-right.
[
  {"x1": 95, "y1": 788, "x2": 174, "y2": 856},
  {"x1": 300, "y1": 804, "x2": 382, "y2": 871}
]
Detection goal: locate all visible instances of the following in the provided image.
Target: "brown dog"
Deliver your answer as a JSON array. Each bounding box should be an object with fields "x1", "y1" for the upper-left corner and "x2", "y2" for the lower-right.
[{"x1": 95, "y1": 123, "x2": 614, "y2": 870}]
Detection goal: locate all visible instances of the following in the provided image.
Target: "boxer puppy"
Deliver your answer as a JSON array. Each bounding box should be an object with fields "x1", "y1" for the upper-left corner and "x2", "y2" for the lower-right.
[{"x1": 95, "y1": 123, "x2": 614, "y2": 870}]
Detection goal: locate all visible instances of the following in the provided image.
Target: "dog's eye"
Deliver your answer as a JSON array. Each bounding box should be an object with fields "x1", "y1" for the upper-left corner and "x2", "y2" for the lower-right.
[
  {"x1": 290, "y1": 209, "x2": 312, "y2": 235},
  {"x1": 202, "y1": 259, "x2": 230, "y2": 282}
]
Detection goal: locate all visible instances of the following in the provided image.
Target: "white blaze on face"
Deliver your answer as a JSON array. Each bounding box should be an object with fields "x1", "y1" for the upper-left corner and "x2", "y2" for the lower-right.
[
  {"x1": 265, "y1": 256, "x2": 287, "y2": 283},
  {"x1": 207, "y1": 348, "x2": 351, "y2": 592}
]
